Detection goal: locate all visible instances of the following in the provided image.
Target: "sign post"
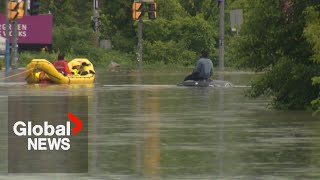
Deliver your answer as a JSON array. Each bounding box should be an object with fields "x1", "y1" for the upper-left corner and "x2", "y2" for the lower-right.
[{"x1": 218, "y1": 0, "x2": 225, "y2": 72}]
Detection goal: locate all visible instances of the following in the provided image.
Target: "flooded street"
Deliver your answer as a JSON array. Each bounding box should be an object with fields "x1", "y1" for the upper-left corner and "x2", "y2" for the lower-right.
[{"x1": 0, "y1": 69, "x2": 320, "y2": 179}]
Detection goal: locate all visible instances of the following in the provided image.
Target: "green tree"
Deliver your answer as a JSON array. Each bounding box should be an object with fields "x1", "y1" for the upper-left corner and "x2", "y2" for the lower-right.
[
  {"x1": 229, "y1": 0, "x2": 320, "y2": 109},
  {"x1": 99, "y1": 0, "x2": 136, "y2": 52},
  {"x1": 304, "y1": 5, "x2": 320, "y2": 111},
  {"x1": 47, "y1": 0, "x2": 95, "y2": 53},
  {"x1": 15, "y1": 0, "x2": 224, "y2": 68},
  {"x1": 142, "y1": 0, "x2": 218, "y2": 64}
]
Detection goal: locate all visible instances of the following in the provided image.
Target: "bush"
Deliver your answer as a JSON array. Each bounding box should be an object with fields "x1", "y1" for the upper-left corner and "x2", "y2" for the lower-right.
[
  {"x1": 53, "y1": 26, "x2": 94, "y2": 53},
  {"x1": 143, "y1": 40, "x2": 197, "y2": 66},
  {"x1": 19, "y1": 52, "x2": 58, "y2": 67},
  {"x1": 19, "y1": 48, "x2": 135, "y2": 69},
  {"x1": 247, "y1": 58, "x2": 320, "y2": 109}
]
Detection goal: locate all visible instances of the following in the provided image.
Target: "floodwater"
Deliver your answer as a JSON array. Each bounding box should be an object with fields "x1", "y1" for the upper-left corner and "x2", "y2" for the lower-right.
[{"x1": 0, "y1": 68, "x2": 320, "y2": 180}]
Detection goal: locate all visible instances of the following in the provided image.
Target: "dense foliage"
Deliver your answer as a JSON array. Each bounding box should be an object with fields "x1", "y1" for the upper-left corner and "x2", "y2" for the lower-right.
[
  {"x1": 0, "y1": 0, "x2": 223, "y2": 67},
  {"x1": 228, "y1": 0, "x2": 320, "y2": 110},
  {"x1": 304, "y1": 5, "x2": 320, "y2": 112}
]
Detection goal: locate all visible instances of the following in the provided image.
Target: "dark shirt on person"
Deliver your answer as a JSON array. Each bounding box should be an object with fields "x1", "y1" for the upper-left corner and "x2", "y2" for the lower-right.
[{"x1": 194, "y1": 58, "x2": 213, "y2": 79}]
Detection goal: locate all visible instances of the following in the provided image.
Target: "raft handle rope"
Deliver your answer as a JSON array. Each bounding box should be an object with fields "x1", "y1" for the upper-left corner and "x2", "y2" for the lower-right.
[{"x1": 0, "y1": 68, "x2": 35, "y2": 81}]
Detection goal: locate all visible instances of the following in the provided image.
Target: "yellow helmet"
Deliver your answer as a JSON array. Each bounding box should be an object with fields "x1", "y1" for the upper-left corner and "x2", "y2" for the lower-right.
[
  {"x1": 74, "y1": 61, "x2": 82, "y2": 66},
  {"x1": 35, "y1": 72, "x2": 41, "y2": 79},
  {"x1": 71, "y1": 61, "x2": 82, "y2": 69}
]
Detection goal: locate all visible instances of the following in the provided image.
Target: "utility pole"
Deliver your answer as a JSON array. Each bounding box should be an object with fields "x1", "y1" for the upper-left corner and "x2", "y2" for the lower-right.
[
  {"x1": 6, "y1": 0, "x2": 25, "y2": 70},
  {"x1": 137, "y1": 19, "x2": 143, "y2": 70},
  {"x1": 132, "y1": 0, "x2": 144, "y2": 70},
  {"x1": 92, "y1": 0, "x2": 100, "y2": 47},
  {"x1": 9, "y1": 0, "x2": 20, "y2": 69},
  {"x1": 11, "y1": 7, "x2": 18, "y2": 69},
  {"x1": 24, "y1": 0, "x2": 28, "y2": 15},
  {"x1": 5, "y1": 0, "x2": 10, "y2": 73},
  {"x1": 132, "y1": 0, "x2": 157, "y2": 70},
  {"x1": 218, "y1": 0, "x2": 225, "y2": 72}
]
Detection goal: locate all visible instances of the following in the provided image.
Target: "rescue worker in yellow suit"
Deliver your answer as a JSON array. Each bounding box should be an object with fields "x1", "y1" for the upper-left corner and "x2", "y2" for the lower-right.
[
  {"x1": 70, "y1": 60, "x2": 96, "y2": 76},
  {"x1": 35, "y1": 71, "x2": 49, "y2": 83},
  {"x1": 71, "y1": 61, "x2": 82, "y2": 76}
]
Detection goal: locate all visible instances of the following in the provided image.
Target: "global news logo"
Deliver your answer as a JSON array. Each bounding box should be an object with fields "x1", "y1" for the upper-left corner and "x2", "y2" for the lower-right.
[{"x1": 12, "y1": 112, "x2": 82, "y2": 151}]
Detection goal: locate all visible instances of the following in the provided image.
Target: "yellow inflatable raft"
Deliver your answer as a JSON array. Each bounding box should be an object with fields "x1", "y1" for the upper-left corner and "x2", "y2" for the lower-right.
[{"x1": 25, "y1": 59, "x2": 95, "y2": 84}]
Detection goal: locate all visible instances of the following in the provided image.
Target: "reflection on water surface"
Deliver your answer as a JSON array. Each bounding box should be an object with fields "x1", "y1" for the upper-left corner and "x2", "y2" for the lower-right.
[{"x1": 0, "y1": 70, "x2": 319, "y2": 179}]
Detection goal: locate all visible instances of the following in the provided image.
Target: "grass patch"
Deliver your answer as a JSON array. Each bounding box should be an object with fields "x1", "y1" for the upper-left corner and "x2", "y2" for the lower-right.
[{"x1": 17, "y1": 51, "x2": 256, "y2": 74}]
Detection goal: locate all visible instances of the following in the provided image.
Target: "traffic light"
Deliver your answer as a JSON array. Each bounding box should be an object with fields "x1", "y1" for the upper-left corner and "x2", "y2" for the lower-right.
[
  {"x1": 7, "y1": 1, "x2": 19, "y2": 21},
  {"x1": 17, "y1": 2, "x2": 25, "y2": 19},
  {"x1": 147, "y1": 2, "x2": 157, "y2": 20},
  {"x1": 30, "y1": 0, "x2": 40, "y2": 15},
  {"x1": 132, "y1": 2, "x2": 143, "y2": 20}
]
